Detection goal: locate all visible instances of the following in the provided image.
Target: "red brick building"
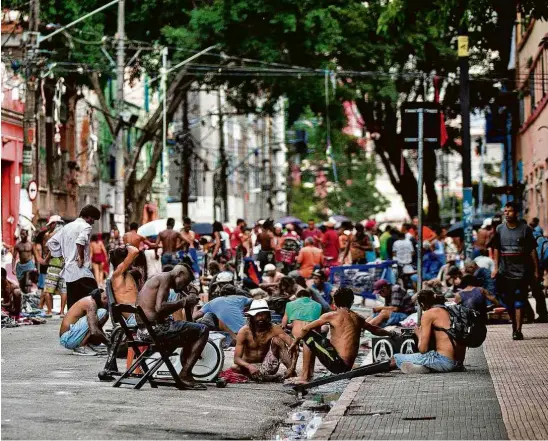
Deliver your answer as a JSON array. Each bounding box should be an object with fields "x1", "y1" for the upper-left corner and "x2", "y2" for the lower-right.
[{"x1": 514, "y1": 17, "x2": 548, "y2": 231}]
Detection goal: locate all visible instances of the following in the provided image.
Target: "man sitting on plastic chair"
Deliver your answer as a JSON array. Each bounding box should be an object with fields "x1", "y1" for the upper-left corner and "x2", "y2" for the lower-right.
[
  {"x1": 136, "y1": 265, "x2": 209, "y2": 390},
  {"x1": 109, "y1": 245, "x2": 141, "y2": 326},
  {"x1": 289, "y1": 287, "x2": 397, "y2": 384}
]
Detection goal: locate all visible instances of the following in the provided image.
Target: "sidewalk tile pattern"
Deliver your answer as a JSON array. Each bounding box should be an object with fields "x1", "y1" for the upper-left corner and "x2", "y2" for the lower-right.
[
  {"x1": 483, "y1": 324, "x2": 548, "y2": 440},
  {"x1": 330, "y1": 347, "x2": 508, "y2": 440}
]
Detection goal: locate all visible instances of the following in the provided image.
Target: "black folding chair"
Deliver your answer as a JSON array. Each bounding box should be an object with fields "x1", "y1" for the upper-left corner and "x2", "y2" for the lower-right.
[
  {"x1": 98, "y1": 279, "x2": 130, "y2": 381},
  {"x1": 112, "y1": 303, "x2": 187, "y2": 390}
]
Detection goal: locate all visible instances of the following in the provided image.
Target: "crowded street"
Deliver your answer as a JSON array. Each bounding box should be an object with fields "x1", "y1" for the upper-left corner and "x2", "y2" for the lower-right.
[{"x1": 2, "y1": 0, "x2": 548, "y2": 440}]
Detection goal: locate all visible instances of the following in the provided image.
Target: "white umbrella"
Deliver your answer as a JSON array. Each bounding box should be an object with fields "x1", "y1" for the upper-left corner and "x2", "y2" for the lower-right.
[{"x1": 137, "y1": 219, "x2": 183, "y2": 238}]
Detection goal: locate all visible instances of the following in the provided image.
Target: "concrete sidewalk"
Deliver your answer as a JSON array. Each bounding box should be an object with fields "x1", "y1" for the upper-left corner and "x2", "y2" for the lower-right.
[
  {"x1": 314, "y1": 323, "x2": 548, "y2": 440},
  {"x1": 484, "y1": 323, "x2": 548, "y2": 440},
  {"x1": 314, "y1": 347, "x2": 507, "y2": 440}
]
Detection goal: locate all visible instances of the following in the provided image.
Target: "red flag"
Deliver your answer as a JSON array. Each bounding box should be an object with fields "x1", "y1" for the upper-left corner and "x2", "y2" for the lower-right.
[{"x1": 434, "y1": 76, "x2": 449, "y2": 147}]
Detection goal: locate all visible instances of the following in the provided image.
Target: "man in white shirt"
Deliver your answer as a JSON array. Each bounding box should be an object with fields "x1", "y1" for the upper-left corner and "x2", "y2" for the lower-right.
[
  {"x1": 47, "y1": 205, "x2": 102, "y2": 309},
  {"x1": 392, "y1": 231, "x2": 415, "y2": 266}
]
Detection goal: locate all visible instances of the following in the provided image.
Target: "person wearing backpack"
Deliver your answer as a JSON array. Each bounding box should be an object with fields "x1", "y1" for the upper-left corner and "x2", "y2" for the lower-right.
[
  {"x1": 491, "y1": 202, "x2": 540, "y2": 340},
  {"x1": 455, "y1": 275, "x2": 500, "y2": 321},
  {"x1": 390, "y1": 289, "x2": 460, "y2": 374}
]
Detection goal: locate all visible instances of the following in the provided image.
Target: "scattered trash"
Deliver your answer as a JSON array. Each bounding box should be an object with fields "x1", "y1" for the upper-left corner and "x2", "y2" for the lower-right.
[
  {"x1": 291, "y1": 411, "x2": 313, "y2": 422},
  {"x1": 305, "y1": 416, "x2": 323, "y2": 439}
]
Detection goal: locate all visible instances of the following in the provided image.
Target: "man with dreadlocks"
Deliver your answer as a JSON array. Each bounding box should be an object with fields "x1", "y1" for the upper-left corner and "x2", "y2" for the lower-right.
[{"x1": 232, "y1": 299, "x2": 298, "y2": 381}]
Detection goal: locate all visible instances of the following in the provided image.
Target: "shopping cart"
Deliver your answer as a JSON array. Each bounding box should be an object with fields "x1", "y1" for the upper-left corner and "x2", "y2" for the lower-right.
[{"x1": 328, "y1": 260, "x2": 398, "y2": 300}]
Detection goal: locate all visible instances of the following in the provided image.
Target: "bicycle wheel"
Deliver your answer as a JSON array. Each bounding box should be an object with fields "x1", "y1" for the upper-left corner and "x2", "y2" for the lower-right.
[{"x1": 191, "y1": 339, "x2": 224, "y2": 380}]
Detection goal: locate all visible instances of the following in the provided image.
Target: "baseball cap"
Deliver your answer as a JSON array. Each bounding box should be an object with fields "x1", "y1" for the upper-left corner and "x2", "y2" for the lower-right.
[
  {"x1": 264, "y1": 264, "x2": 276, "y2": 272},
  {"x1": 373, "y1": 279, "x2": 390, "y2": 294},
  {"x1": 481, "y1": 218, "x2": 492, "y2": 229},
  {"x1": 47, "y1": 215, "x2": 62, "y2": 226},
  {"x1": 311, "y1": 269, "x2": 325, "y2": 279},
  {"x1": 216, "y1": 271, "x2": 234, "y2": 283}
]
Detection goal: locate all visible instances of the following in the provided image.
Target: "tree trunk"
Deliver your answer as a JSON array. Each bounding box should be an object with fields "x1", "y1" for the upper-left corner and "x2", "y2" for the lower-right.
[
  {"x1": 355, "y1": 99, "x2": 442, "y2": 222},
  {"x1": 423, "y1": 148, "x2": 441, "y2": 223},
  {"x1": 89, "y1": 72, "x2": 116, "y2": 137}
]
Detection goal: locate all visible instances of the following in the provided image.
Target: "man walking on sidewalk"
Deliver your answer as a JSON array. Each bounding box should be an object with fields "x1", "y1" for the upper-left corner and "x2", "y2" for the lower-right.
[
  {"x1": 47, "y1": 205, "x2": 101, "y2": 309},
  {"x1": 491, "y1": 202, "x2": 540, "y2": 340}
]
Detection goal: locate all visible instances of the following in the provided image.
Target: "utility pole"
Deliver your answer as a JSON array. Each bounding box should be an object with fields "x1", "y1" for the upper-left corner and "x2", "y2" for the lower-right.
[
  {"x1": 181, "y1": 92, "x2": 191, "y2": 218},
  {"x1": 218, "y1": 88, "x2": 228, "y2": 222},
  {"x1": 22, "y1": 0, "x2": 40, "y2": 191},
  {"x1": 459, "y1": 2, "x2": 473, "y2": 259},
  {"x1": 114, "y1": 0, "x2": 125, "y2": 233},
  {"x1": 478, "y1": 138, "x2": 484, "y2": 217},
  {"x1": 268, "y1": 116, "x2": 275, "y2": 217}
]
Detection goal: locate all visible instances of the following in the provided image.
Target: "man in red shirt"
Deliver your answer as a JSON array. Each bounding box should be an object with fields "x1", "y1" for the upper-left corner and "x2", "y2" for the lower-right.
[
  {"x1": 302, "y1": 219, "x2": 322, "y2": 247},
  {"x1": 321, "y1": 221, "x2": 340, "y2": 266},
  {"x1": 410, "y1": 217, "x2": 437, "y2": 242},
  {"x1": 231, "y1": 219, "x2": 246, "y2": 254}
]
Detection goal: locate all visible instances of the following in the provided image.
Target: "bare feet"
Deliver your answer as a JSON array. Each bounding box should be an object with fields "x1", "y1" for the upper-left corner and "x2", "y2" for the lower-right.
[
  {"x1": 284, "y1": 376, "x2": 310, "y2": 385},
  {"x1": 283, "y1": 369, "x2": 297, "y2": 380},
  {"x1": 179, "y1": 375, "x2": 207, "y2": 390}
]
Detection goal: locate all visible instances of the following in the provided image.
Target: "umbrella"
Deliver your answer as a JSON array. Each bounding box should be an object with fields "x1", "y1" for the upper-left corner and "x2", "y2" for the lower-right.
[
  {"x1": 137, "y1": 219, "x2": 183, "y2": 238},
  {"x1": 277, "y1": 216, "x2": 303, "y2": 226},
  {"x1": 446, "y1": 219, "x2": 484, "y2": 237},
  {"x1": 330, "y1": 215, "x2": 351, "y2": 223},
  {"x1": 192, "y1": 222, "x2": 213, "y2": 236}
]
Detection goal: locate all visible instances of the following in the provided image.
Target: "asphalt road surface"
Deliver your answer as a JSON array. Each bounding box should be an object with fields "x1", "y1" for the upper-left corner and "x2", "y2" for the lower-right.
[{"x1": 1, "y1": 320, "x2": 295, "y2": 440}]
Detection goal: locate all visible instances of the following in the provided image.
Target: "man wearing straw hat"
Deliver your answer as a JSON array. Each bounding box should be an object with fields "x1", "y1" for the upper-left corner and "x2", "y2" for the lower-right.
[{"x1": 232, "y1": 299, "x2": 298, "y2": 381}]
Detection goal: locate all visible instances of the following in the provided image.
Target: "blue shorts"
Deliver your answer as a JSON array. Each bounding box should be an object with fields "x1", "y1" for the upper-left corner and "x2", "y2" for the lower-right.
[
  {"x1": 126, "y1": 314, "x2": 137, "y2": 327},
  {"x1": 394, "y1": 351, "x2": 457, "y2": 373},
  {"x1": 60, "y1": 309, "x2": 108, "y2": 350},
  {"x1": 373, "y1": 311, "x2": 409, "y2": 327},
  {"x1": 161, "y1": 253, "x2": 179, "y2": 267},
  {"x1": 38, "y1": 273, "x2": 46, "y2": 289}
]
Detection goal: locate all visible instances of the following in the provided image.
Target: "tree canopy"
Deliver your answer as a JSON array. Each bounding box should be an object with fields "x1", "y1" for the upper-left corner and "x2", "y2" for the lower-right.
[{"x1": 10, "y1": 0, "x2": 548, "y2": 222}]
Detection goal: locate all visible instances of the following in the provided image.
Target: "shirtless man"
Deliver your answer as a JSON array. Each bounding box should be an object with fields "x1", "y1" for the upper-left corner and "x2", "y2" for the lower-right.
[
  {"x1": 2, "y1": 268, "x2": 22, "y2": 318},
  {"x1": 136, "y1": 265, "x2": 208, "y2": 389},
  {"x1": 391, "y1": 289, "x2": 459, "y2": 373},
  {"x1": 474, "y1": 219, "x2": 493, "y2": 257},
  {"x1": 123, "y1": 222, "x2": 156, "y2": 249},
  {"x1": 156, "y1": 218, "x2": 182, "y2": 267},
  {"x1": 59, "y1": 288, "x2": 109, "y2": 356},
  {"x1": 12, "y1": 229, "x2": 36, "y2": 293},
  {"x1": 123, "y1": 222, "x2": 156, "y2": 287},
  {"x1": 256, "y1": 220, "x2": 276, "y2": 272},
  {"x1": 109, "y1": 245, "x2": 140, "y2": 325},
  {"x1": 233, "y1": 299, "x2": 298, "y2": 381},
  {"x1": 180, "y1": 217, "x2": 196, "y2": 251},
  {"x1": 291, "y1": 287, "x2": 396, "y2": 376},
  {"x1": 281, "y1": 290, "x2": 322, "y2": 383}
]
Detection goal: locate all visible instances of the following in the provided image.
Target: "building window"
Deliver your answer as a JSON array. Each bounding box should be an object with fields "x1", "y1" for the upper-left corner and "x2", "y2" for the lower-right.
[{"x1": 529, "y1": 72, "x2": 536, "y2": 113}]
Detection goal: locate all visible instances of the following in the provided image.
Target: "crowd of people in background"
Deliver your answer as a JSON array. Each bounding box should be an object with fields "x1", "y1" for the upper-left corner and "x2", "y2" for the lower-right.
[{"x1": 2, "y1": 200, "x2": 547, "y2": 383}]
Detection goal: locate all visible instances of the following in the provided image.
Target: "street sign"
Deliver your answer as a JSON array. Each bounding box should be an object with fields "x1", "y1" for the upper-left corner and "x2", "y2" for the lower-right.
[
  {"x1": 27, "y1": 180, "x2": 38, "y2": 201},
  {"x1": 402, "y1": 103, "x2": 441, "y2": 149},
  {"x1": 401, "y1": 103, "x2": 442, "y2": 323}
]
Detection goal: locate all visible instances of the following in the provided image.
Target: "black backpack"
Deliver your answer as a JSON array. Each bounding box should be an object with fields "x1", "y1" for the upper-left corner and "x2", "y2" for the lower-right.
[{"x1": 435, "y1": 304, "x2": 487, "y2": 348}]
